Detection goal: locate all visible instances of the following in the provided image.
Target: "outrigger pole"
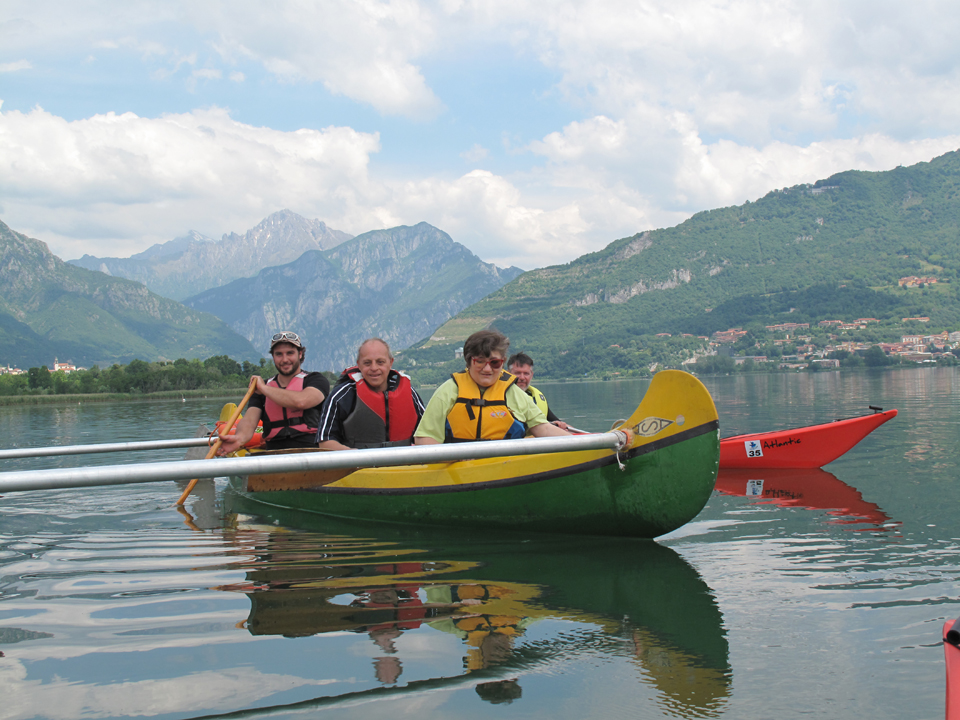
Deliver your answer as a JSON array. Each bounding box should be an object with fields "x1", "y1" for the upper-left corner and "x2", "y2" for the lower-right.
[
  {"x1": 0, "y1": 437, "x2": 217, "y2": 460},
  {"x1": 0, "y1": 430, "x2": 631, "y2": 495}
]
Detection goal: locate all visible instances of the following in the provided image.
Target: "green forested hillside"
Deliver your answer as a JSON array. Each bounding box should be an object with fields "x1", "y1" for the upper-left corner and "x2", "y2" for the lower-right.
[
  {"x1": 0, "y1": 221, "x2": 259, "y2": 368},
  {"x1": 400, "y1": 150, "x2": 960, "y2": 379}
]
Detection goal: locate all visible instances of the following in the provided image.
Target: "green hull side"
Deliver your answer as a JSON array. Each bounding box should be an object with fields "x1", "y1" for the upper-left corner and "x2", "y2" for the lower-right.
[{"x1": 237, "y1": 425, "x2": 719, "y2": 539}]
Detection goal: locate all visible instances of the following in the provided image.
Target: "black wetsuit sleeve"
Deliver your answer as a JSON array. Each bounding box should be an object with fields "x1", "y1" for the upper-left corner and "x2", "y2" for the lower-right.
[{"x1": 316, "y1": 381, "x2": 354, "y2": 443}]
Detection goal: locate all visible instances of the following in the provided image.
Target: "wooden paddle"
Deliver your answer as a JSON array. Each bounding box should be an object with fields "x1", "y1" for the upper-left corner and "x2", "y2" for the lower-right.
[{"x1": 175, "y1": 376, "x2": 259, "y2": 506}]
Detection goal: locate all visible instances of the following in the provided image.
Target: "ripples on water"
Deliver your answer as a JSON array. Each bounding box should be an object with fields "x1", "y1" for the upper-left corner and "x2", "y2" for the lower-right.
[
  {"x1": 1, "y1": 493, "x2": 732, "y2": 719},
  {"x1": 0, "y1": 369, "x2": 958, "y2": 719}
]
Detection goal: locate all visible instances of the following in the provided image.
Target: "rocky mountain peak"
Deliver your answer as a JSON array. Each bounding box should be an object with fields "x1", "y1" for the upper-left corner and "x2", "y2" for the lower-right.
[{"x1": 68, "y1": 210, "x2": 354, "y2": 300}]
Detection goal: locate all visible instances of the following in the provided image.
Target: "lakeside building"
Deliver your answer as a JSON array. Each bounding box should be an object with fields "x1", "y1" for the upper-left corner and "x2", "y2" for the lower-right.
[
  {"x1": 701, "y1": 316, "x2": 959, "y2": 368},
  {"x1": 712, "y1": 328, "x2": 748, "y2": 343},
  {"x1": 898, "y1": 276, "x2": 938, "y2": 287},
  {"x1": 52, "y1": 358, "x2": 78, "y2": 373},
  {"x1": 765, "y1": 322, "x2": 810, "y2": 333}
]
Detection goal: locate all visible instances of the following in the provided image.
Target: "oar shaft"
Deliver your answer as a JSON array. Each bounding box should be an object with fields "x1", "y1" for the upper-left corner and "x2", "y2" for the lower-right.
[
  {"x1": 0, "y1": 437, "x2": 217, "y2": 460},
  {"x1": 176, "y1": 377, "x2": 258, "y2": 505},
  {"x1": 0, "y1": 431, "x2": 627, "y2": 494}
]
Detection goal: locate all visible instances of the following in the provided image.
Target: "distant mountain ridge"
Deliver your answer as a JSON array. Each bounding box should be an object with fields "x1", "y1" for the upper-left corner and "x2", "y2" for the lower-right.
[
  {"x1": 0, "y1": 220, "x2": 259, "y2": 368},
  {"x1": 404, "y1": 149, "x2": 960, "y2": 379},
  {"x1": 69, "y1": 209, "x2": 353, "y2": 300},
  {"x1": 185, "y1": 222, "x2": 524, "y2": 370}
]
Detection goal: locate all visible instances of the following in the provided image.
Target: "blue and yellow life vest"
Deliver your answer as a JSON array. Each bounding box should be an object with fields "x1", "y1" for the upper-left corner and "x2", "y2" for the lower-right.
[{"x1": 445, "y1": 370, "x2": 526, "y2": 442}]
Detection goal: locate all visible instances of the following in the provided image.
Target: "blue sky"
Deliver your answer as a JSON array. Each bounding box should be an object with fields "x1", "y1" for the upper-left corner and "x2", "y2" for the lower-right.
[{"x1": 2, "y1": 1, "x2": 960, "y2": 269}]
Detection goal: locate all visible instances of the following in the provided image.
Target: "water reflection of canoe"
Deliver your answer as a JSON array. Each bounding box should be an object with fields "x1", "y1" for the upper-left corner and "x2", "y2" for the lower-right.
[
  {"x1": 231, "y1": 370, "x2": 720, "y2": 539},
  {"x1": 719, "y1": 408, "x2": 897, "y2": 468},
  {"x1": 714, "y1": 468, "x2": 895, "y2": 528},
  {"x1": 216, "y1": 507, "x2": 731, "y2": 716}
]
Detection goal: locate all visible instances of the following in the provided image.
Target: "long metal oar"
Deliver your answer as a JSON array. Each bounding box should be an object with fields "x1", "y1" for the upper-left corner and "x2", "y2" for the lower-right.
[
  {"x1": 0, "y1": 430, "x2": 629, "y2": 494},
  {"x1": 0, "y1": 437, "x2": 219, "y2": 460},
  {"x1": 177, "y1": 377, "x2": 258, "y2": 506}
]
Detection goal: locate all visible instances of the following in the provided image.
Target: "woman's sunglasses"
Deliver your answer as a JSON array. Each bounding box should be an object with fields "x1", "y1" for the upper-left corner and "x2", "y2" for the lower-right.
[{"x1": 470, "y1": 356, "x2": 504, "y2": 370}]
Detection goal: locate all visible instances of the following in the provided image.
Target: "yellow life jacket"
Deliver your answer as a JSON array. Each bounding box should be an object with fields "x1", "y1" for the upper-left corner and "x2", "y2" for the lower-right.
[
  {"x1": 525, "y1": 384, "x2": 550, "y2": 416},
  {"x1": 445, "y1": 370, "x2": 526, "y2": 442}
]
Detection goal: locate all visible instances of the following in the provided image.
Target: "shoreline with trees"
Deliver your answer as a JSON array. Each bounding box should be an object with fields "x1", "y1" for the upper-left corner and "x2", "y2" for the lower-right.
[{"x1": 2, "y1": 331, "x2": 957, "y2": 407}]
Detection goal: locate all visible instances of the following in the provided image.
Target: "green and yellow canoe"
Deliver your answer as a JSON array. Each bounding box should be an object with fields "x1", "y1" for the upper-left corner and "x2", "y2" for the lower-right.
[{"x1": 230, "y1": 369, "x2": 720, "y2": 538}]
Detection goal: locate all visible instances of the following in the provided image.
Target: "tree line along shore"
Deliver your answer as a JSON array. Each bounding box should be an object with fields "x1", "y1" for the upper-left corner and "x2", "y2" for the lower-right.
[
  {"x1": 3, "y1": 326, "x2": 958, "y2": 407},
  {"x1": 0, "y1": 356, "x2": 337, "y2": 405}
]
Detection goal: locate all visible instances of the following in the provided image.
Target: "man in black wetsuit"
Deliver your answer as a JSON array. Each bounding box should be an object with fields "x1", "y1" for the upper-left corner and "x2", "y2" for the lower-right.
[{"x1": 317, "y1": 338, "x2": 425, "y2": 450}]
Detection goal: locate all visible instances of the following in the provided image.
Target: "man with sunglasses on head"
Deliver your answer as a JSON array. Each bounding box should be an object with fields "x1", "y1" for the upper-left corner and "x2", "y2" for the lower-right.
[
  {"x1": 414, "y1": 329, "x2": 571, "y2": 444},
  {"x1": 218, "y1": 331, "x2": 329, "y2": 454}
]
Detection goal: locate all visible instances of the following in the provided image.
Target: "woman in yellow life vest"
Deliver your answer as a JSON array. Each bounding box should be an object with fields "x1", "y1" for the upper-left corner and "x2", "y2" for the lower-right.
[{"x1": 414, "y1": 330, "x2": 572, "y2": 444}]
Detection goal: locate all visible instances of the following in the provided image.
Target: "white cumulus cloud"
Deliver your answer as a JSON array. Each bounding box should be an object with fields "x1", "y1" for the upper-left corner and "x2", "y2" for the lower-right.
[
  {"x1": 0, "y1": 105, "x2": 381, "y2": 258},
  {"x1": 3, "y1": 1, "x2": 960, "y2": 270},
  {"x1": 0, "y1": 60, "x2": 31, "y2": 73}
]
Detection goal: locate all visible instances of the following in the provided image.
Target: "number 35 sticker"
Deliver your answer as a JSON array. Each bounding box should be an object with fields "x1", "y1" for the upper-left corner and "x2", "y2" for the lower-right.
[{"x1": 745, "y1": 440, "x2": 763, "y2": 458}]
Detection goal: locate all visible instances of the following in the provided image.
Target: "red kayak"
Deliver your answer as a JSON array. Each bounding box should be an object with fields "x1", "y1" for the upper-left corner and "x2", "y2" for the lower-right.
[
  {"x1": 945, "y1": 619, "x2": 960, "y2": 720},
  {"x1": 719, "y1": 408, "x2": 898, "y2": 469}
]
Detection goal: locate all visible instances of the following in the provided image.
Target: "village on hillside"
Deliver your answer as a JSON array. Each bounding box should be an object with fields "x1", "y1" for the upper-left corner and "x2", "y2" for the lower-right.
[
  {"x1": 686, "y1": 318, "x2": 960, "y2": 370},
  {"x1": 0, "y1": 358, "x2": 83, "y2": 377}
]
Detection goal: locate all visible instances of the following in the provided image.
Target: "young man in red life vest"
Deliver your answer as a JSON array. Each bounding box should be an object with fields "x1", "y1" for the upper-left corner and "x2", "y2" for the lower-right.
[
  {"x1": 218, "y1": 331, "x2": 329, "y2": 454},
  {"x1": 317, "y1": 338, "x2": 425, "y2": 450}
]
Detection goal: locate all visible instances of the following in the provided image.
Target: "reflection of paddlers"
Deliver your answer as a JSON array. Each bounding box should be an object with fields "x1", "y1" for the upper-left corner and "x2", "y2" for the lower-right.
[{"x1": 350, "y1": 587, "x2": 429, "y2": 631}]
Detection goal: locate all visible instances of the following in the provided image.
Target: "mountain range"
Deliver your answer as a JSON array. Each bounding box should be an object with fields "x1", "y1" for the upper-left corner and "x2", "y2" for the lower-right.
[
  {"x1": 9, "y1": 149, "x2": 960, "y2": 377},
  {"x1": 69, "y1": 210, "x2": 352, "y2": 300},
  {"x1": 184, "y1": 222, "x2": 524, "y2": 370},
  {"x1": 403, "y1": 149, "x2": 960, "y2": 378},
  {"x1": 0, "y1": 221, "x2": 258, "y2": 368}
]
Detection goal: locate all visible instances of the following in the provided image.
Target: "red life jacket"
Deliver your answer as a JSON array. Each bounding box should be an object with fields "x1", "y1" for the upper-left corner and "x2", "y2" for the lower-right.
[
  {"x1": 262, "y1": 372, "x2": 320, "y2": 441},
  {"x1": 341, "y1": 367, "x2": 420, "y2": 448}
]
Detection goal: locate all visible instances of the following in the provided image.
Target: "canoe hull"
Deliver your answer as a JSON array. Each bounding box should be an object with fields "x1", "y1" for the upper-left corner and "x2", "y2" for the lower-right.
[
  {"x1": 231, "y1": 370, "x2": 721, "y2": 539},
  {"x1": 719, "y1": 409, "x2": 897, "y2": 469}
]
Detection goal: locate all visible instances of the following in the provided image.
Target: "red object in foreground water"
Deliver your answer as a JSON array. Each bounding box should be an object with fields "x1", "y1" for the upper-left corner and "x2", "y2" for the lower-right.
[
  {"x1": 944, "y1": 619, "x2": 960, "y2": 720},
  {"x1": 719, "y1": 408, "x2": 898, "y2": 469},
  {"x1": 714, "y1": 467, "x2": 895, "y2": 529}
]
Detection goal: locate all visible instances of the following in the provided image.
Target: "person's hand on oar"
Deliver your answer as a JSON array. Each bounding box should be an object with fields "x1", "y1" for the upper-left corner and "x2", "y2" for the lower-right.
[
  {"x1": 176, "y1": 377, "x2": 259, "y2": 506},
  {"x1": 217, "y1": 377, "x2": 266, "y2": 456}
]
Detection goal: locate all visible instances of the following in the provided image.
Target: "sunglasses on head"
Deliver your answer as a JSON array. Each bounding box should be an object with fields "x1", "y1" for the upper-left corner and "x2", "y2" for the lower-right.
[
  {"x1": 272, "y1": 331, "x2": 301, "y2": 343},
  {"x1": 470, "y1": 356, "x2": 504, "y2": 370}
]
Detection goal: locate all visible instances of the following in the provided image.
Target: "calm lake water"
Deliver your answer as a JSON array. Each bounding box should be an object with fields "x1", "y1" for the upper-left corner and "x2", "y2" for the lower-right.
[{"x1": 1, "y1": 368, "x2": 958, "y2": 719}]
